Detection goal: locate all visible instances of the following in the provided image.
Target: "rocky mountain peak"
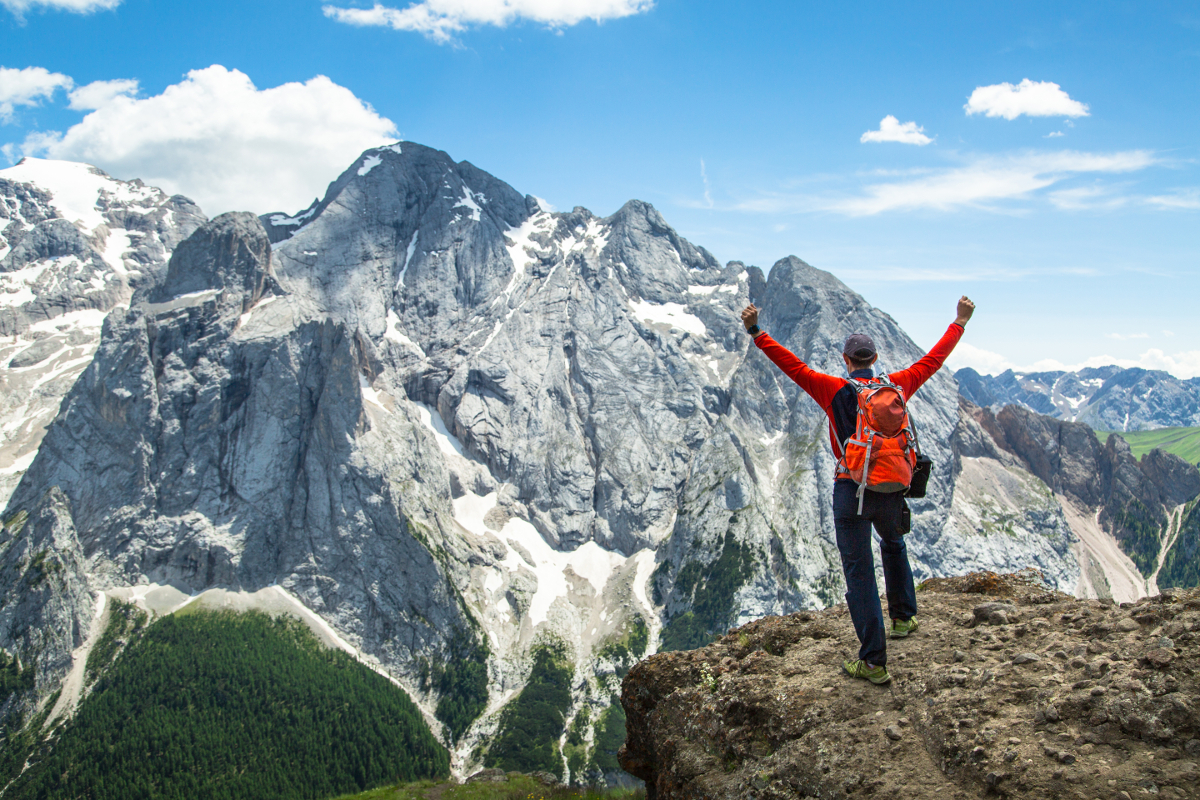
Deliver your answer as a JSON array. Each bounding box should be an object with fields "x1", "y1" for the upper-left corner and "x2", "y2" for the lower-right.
[
  {"x1": 148, "y1": 212, "x2": 274, "y2": 314},
  {"x1": 0, "y1": 158, "x2": 206, "y2": 507}
]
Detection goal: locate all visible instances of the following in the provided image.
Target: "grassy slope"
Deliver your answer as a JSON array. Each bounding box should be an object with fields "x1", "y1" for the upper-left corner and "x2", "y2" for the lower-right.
[{"x1": 1102, "y1": 427, "x2": 1200, "y2": 466}]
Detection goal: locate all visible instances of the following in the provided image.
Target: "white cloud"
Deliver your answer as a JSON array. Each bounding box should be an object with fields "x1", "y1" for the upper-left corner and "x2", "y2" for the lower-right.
[
  {"x1": 1046, "y1": 131, "x2": 1065, "y2": 138},
  {"x1": 1144, "y1": 190, "x2": 1200, "y2": 210},
  {"x1": 1106, "y1": 332, "x2": 1149, "y2": 340},
  {"x1": 323, "y1": 0, "x2": 653, "y2": 43},
  {"x1": 15, "y1": 65, "x2": 398, "y2": 216},
  {"x1": 1047, "y1": 185, "x2": 1129, "y2": 211},
  {"x1": 67, "y1": 78, "x2": 138, "y2": 110},
  {"x1": 831, "y1": 150, "x2": 1153, "y2": 215},
  {"x1": 860, "y1": 115, "x2": 932, "y2": 146},
  {"x1": 700, "y1": 158, "x2": 713, "y2": 208},
  {"x1": 0, "y1": 66, "x2": 72, "y2": 122},
  {"x1": 2, "y1": 0, "x2": 120, "y2": 15},
  {"x1": 947, "y1": 343, "x2": 1016, "y2": 375},
  {"x1": 964, "y1": 79, "x2": 1089, "y2": 120}
]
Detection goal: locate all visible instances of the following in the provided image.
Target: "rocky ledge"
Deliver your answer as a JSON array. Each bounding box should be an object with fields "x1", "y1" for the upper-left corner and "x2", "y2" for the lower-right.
[{"x1": 619, "y1": 572, "x2": 1200, "y2": 799}]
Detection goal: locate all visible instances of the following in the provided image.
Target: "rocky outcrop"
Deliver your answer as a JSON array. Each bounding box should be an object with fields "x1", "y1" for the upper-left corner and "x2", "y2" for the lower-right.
[
  {"x1": 620, "y1": 575, "x2": 1200, "y2": 800},
  {"x1": 956, "y1": 366, "x2": 1200, "y2": 431}
]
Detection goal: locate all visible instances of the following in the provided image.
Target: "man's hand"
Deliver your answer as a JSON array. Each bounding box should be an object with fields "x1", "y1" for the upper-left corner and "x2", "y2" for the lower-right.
[
  {"x1": 741, "y1": 304, "x2": 759, "y2": 331},
  {"x1": 955, "y1": 296, "x2": 975, "y2": 327}
]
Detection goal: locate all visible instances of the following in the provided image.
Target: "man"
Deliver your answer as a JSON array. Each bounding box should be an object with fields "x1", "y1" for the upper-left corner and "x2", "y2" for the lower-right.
[{"x1": 741, "y1": 296, "x2": 975, "y2": 685}]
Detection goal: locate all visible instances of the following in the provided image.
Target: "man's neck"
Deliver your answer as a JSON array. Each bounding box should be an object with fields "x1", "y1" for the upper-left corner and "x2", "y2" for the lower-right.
[{"x1": 849, "y1": 368, "x2": 875, "y2": 379}]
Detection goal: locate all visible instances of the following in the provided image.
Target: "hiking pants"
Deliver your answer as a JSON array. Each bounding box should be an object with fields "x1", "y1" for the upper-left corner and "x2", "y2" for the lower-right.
[{"x1": 833, "y1": 479, "x2": 918, "y2": 667}]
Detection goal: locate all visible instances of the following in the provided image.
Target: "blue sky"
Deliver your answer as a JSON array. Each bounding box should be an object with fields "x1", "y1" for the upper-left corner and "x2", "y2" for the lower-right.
[{"x1": 2, "y1": 0, "x2": 1198, "y2": 377}]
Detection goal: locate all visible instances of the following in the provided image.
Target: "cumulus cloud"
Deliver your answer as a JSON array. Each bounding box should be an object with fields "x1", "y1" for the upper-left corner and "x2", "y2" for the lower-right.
[
  {"x1": 946, "y1": 343, "x2": 1016, "y2": 376},
  {"x1": 0, "y1": 66, "x2": 72, "y2": 122},
  {"x1": 948, "y1": 344, "x2": 1200, "y2": 380},
  {"x1": 2, "y1": 0, "x2": 120, "y2": 15},
  {"x1": 965, "y1": 79, "x2": 1089, "y2": 120},
  {"x1": 67, "y1": 78, "x2": 138, "y2": 110},
  {"x1": 860, "y1": 115, "x2": 932, "y2": 146},
  {"x1": 831, "y1": 150, "x2": 1153, "y2": 215},
  {"x1": 15, "y1": 65, "x2": 398, "y2": 216},
  {"x1": 323, "y1": 0, "x2": 654, "y2": 43}
]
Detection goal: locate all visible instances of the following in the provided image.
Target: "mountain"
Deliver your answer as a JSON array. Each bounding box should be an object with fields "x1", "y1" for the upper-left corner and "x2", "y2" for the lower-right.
[
  {"x1": 963, "y1": 401, "x2": 1200, "y2": 597},
  {"x1": 956, "y1": 366, "x2": 1200, "y2": 432},
  {"x1": 0, "y1": 142, "x2": 1192, "y2": 785},
  {"x1": 0, "y1": 159, "x2": 205, "y2": 507}
]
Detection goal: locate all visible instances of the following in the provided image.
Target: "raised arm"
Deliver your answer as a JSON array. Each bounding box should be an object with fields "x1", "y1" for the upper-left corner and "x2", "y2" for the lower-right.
[
  {"x1": 890, "y1": 295, "x2": 975, "y2": 397},
  {"x1": 742, "y1": 304, "x2": 846, "y2": 408}
]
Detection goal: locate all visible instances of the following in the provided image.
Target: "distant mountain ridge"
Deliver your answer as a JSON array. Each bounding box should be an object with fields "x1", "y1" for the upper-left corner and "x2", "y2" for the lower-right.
[{"x1": 956, "y1": 365, "x2": 1200, "y2": 432}]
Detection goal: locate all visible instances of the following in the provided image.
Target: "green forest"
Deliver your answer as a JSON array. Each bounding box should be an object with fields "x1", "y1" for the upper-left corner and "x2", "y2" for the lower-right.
[
  {"x1": 483, "y1": 639, "x2": 573, "y2": 775},
  {"x1": 6, "y1": 610, "x2": 449, "y2": 800}
]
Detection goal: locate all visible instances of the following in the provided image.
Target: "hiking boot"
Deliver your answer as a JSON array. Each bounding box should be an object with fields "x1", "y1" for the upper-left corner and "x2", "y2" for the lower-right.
[
  {"x1": 890, "y1": 616, "x2": 919, "y2": 638},
  {"x1": 843, "y1": 658, "x2": 891, "y2": 685}
]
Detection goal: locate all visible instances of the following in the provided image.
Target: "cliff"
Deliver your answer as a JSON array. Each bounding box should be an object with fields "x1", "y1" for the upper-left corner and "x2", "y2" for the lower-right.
[{"x1": 620, "y1": 573, "x2": 1200, "y2": 799}]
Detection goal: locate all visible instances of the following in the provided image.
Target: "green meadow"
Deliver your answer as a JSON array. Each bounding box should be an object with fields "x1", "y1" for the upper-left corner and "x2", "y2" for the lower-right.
[{"x1": 1102, "y1": 427, "x2": 1200, "y2": 466}]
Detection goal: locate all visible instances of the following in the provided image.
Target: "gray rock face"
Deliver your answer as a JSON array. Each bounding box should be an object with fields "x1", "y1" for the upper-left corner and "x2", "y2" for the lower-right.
[
  {"x1": 957, "y1": 366, "x2": 1200, "y2": 431},
  {"x1": 971, "y1": 402, "x2": 1200, "y2": 587},
  {"x1": 0, "y1": 487, "x2": 93, "y2": 715},
  {"x1": 0, "y1": 143, "x2": 1089, "y2": 776},
  {"x1": 0, "y1": 158, "x2": 206, "y2": 507}
]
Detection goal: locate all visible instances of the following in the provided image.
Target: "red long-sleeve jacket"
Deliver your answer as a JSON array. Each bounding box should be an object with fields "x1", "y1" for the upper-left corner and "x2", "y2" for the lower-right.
[{"x1": 753, "y1": 323, "x2": 964, "y2": 466}]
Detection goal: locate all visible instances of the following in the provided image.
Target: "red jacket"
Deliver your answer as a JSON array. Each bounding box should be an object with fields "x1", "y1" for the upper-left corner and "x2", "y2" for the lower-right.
[{"x1": 753, "y1": 323, "x2": 964, "y2": 461}]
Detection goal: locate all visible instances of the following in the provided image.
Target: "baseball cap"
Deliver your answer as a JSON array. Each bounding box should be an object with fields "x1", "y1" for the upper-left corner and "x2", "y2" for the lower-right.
[{"x1": 843, "y1": 333, "x2": 877, "y2": 360}]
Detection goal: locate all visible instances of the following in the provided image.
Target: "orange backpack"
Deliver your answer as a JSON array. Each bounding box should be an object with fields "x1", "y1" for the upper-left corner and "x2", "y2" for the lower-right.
[{"x1": 838, "y1": 377, "x2": 920, "y2": 513}]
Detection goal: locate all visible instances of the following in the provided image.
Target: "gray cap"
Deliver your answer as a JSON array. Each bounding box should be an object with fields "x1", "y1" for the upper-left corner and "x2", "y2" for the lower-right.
[{"x1": 843, "y1": 333, "x2": 877, "y2": 360}]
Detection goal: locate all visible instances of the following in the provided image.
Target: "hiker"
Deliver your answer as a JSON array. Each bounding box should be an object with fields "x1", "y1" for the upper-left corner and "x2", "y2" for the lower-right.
[{"x1": 741, "y1": 296, "x2": 975, "y2": 684}]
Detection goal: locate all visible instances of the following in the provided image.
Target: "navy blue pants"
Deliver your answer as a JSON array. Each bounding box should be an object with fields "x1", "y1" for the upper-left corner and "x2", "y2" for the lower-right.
[{"x1": 833, "y1": 480, "x2": 917, "y2": 667}]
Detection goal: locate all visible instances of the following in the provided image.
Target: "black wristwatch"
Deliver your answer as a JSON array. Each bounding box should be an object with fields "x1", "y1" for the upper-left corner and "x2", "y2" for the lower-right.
[{"x1": 746, "y1": 324, "x2": 761, "y2": 336}]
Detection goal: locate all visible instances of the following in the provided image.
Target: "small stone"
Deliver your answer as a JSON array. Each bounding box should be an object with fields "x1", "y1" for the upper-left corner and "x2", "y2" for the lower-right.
[
  {"x1": 1044, "y1": 705, "x2": 1060, "y2": 723},
  {"x1": 1007, "y1": 737, "x2": 1022, "y2": 745},
  {"x1": 958, "y1": 718, "x2": 975, "y2": 728},
  {"x1": 1054, "y1": 650, "x2": 1069, "y2": 660},
  {"x1": 1013, "y1": 653, "x2": 1041, "y2": 665},
  {"x1": 1058, "y1": 751, "x2": 1076, "y2": 765},
  {"x1": 954, "y1": 650, "x2": 967, "y2": 662},
  {"x1": 1070, "y1": 656, "x2": 1087, "y2": 669},
  {"x1": 1185, "y1": 739, "x2": 1200, "y2": 756},
  {"x1": 822, "y1": 686, "x2": 834, "y2": 694},
  {"x1": 1117, "y1": 618, "x2": 1140, "y2": 632},
  {"x1": 1144, "y1": 648, "x2": 1174, "y2": 669},
  {"x1": 884, "y1": 725, "x2": 902, "y2": 741},
  {"x1": 898, "y1": 717, "x2": 910, "y2": 727},
  {"x1": 972, "y1": 746, "x2": 987, "y2": 759},
  {"x1": 1052, "y1": 768, "x2": 1064, "y2": 779},
  {"x1": 1090, "y1": 686, "x2": 1107, "y2": 696}
]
